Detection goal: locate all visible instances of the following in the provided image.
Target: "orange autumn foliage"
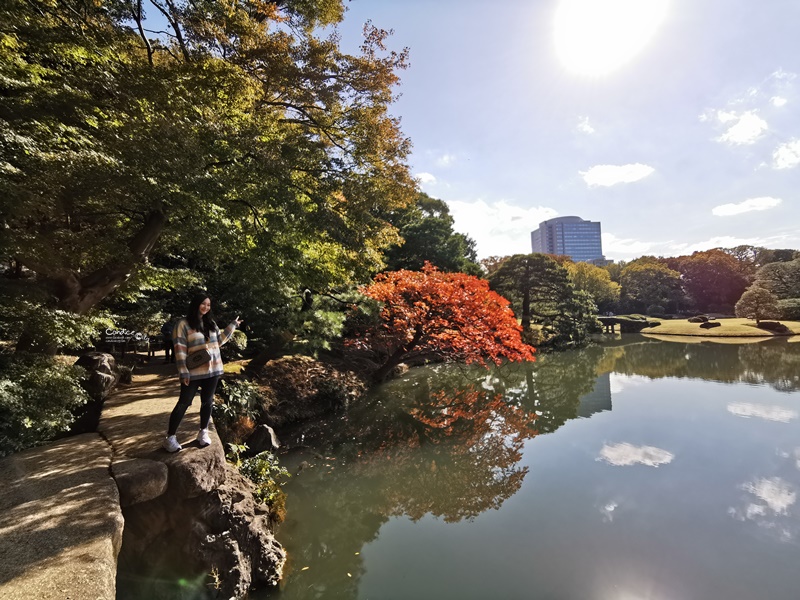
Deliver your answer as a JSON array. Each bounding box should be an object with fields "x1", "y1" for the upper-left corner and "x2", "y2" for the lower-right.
[{"x1": 352, "y1": 263, "x2": 534, "y2": 380}]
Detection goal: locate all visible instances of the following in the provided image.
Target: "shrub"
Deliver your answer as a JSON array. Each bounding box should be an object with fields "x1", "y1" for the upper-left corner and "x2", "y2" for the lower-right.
[
  {"x1": 778, "y1": 298, "x2": 800, "y2": 321},
  {"x1": 646, "y1": 305, "x2": 665, "y2": 316},
  {"x1": 699, "y1": 321, "x2": 721, "y2": 329},
  {"x1": 1, "y1": 301, "x2": 113, "y2": 352},
  {"x1": 213, "y1": 378, "x2": 264, "y2": 444},
  {"x1": 220, "y1": 329, "x2": 247, "y2": 361},
  {"x1": 227, "y1": 444, "x2": 289, "y2": 524},
  {"x1": 688, "y1": 315, "x2": 708, "y2": 323},
  {"x1": 757, "y1": 321, "x2": 789, "y2": 333},
  {"x1": 0, "y1": 354, "x2": 90, "y2": 456},
  {"x1": 312, "y1": 378, "x2": 350, "y2": 411}
]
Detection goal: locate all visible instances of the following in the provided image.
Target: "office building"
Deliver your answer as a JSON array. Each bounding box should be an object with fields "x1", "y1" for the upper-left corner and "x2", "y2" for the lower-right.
[{"x1": 531, "y1": 216, "x2": 606, "y2": 264}]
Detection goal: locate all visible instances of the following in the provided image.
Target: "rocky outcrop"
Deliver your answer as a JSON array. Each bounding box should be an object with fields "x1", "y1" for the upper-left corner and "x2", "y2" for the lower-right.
[
  {"x1": 116, "y1": 444, "x2": 285, "y2": 599},
  {"x1": 100, "y1": 369, "x2": 286, "y2": 599},
  {"x1": 244, "y1": 423, "x2": 281, "y2": 456},
  {"x1": 67, "y1": 352, "x2": 122, "y2": 436},
  {"x1": 76, "y1": 352, "x2": 120, "y2": 401}
]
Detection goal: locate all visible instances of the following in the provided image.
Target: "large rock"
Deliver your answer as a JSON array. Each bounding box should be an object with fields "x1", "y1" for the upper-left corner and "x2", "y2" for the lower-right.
[
  {"x1": 245, "y1": 423, "x2": 281, "y2": 455},
  {"x1": 112, "y1": 458, "x2": 169, "y2": 507},
  {"x1": 117, "y1": 463, "x2": 285, "y2": 599},
  {"x1": 75, "y1": 352, "x2": 119, "y2": 401},
  {"x1": 68, "y1": 352, "x2": 121, "y2": 436},
  {"x1": 160, "y1": 437, "x2": 228, "y2": 498}
]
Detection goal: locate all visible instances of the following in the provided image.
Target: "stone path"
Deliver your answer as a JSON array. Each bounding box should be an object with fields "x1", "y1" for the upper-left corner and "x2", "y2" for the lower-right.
[{"x1": 0, "y1": 361, "x2": 206, "y2": 600}]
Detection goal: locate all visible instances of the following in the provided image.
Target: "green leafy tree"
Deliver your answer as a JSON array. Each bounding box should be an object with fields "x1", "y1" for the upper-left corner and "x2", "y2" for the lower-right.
[
  {"x1": 619, "y1": 261, "x2": 684, "y2": 313},
  {"x1": 383, "y1": 193, "x2": 480, "y2": 275},
  {"x1": 488, "y1": 254, "x2": 598, "y2": 347},
  {"x1": 2, "y1": 0, "x2": 416, "y2": 351},
  {"x1": 564, "y1": 261, "x2": 620, "y2": 312},
  {"x1": 752, "y1": 259, "x2": 800, "y2": 300},
  {"x1": 735, "y1": 286, "x2": 780, "y2": 324},
  {"x1": 668, "y1": 249, "x2": 750, "y2": 312},
  {"x1": 603, "y1": 261, "x2": 625, "y2": 283}
]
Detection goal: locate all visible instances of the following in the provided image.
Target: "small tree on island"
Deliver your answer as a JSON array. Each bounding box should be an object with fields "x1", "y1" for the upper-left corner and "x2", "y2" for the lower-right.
[
  {"x1": 735, "y1": 286, "x2": 780, "y2": 324},
  {"x1": 349, "y1": 264, "x2": 535, "y2": 382}
]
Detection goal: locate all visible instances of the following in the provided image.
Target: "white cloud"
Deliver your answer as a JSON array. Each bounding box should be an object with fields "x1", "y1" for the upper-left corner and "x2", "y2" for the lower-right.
[
  {"x1": 773, "y1": 139, "x2": 800, "y2": 169},
  {"x1": 435, "y1": 153, "x2": 455, "y2": 167},
  {"x1": 771, "y1": 68, "x2": 797, "y2": 82},
  {"x1": 727, "y1": 402, "x2": 797, "y2": 423},
  {"x1": 666, "y1": 234, "x2": 795, "y2": 256},
  {"x1": 712, "y1": 197, "x2": 782, "y2": 216},
  {"x1": 601, "y1": 233, "x2": 655, "y2": 257},
  {"x1": 597, "y1": 442, "x2": 674, "y2": 467},
  {"x1": 576, "y1": 116, "x2": 595, "y2": 134},
  {"x1": 446, "y1": 199, "x2": 557, "y2": 259},
  {"x1": 771, "y1": 96, "x2": 788, "y2": 107},
  {"x1": 580, "y1": 163, "x2": 654, "y2": 187},
  {"x1": 415, "y1": 172, "x2": 437, "y2": 185},
  {"x1": 716, "y1": 111, "x2": 768, "y2": 145}
]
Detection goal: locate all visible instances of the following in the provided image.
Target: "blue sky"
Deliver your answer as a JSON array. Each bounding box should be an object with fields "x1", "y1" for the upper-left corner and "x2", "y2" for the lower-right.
[{"x1": 334, "y1": 0, "x2": 800, "y2": 262}]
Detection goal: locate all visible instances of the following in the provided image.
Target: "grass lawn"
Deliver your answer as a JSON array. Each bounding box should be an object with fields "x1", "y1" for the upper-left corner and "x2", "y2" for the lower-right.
[{"x1": 640, "y1": 317, "x2": 800, "y2": 338}]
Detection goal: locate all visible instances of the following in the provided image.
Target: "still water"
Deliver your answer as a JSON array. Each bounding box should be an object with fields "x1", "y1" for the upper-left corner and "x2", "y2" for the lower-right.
[{"x1": 269, "y1": 337, "x2": 800, "y2": 600}]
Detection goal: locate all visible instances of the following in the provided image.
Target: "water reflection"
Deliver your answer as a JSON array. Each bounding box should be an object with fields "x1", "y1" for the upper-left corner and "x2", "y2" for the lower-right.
[{"x1": 269, "y1": 338, "x2": 800, "y2": 599}]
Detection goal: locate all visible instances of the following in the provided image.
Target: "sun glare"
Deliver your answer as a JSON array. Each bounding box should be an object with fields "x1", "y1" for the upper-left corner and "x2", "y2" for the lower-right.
[{"x1": 554, "y1": 0, "x2": 669, "y2": 77}]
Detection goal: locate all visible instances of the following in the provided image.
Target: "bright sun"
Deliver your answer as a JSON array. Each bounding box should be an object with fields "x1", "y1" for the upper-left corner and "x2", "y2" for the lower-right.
[{"x1": 554, "y1": 0, "x2": 669, "y2": 77}]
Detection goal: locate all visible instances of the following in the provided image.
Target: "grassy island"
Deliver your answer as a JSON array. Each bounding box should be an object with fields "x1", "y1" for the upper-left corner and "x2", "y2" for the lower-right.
[{"x1": 639, "y1": 317, "x2": 800, "y2": 338}]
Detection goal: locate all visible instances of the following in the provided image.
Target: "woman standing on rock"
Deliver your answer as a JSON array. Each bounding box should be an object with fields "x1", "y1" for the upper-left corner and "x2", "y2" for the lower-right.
[{"x1": 163, "y1": 294, "x2": 241, "y2": 453}]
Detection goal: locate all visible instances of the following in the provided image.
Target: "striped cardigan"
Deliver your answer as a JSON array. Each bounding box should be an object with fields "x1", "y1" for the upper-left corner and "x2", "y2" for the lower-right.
[{"x1": 173, "y1": 318, "x2": 238, "y2": 381}]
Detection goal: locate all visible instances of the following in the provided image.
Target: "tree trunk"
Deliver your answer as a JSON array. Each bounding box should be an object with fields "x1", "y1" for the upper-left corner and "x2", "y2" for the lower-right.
[
  {"x1": 15, "y1": 210, "x2": 166, "y2": 353},
  {"x1": 371, "y1": 324, "x2": 424, "y2": 383},
  {"x1": 521, "y1": 289, "x2": 531, "y2": 332},
  {"x1": 244, "y1": 331, "x2": 295, "y2": 376}
]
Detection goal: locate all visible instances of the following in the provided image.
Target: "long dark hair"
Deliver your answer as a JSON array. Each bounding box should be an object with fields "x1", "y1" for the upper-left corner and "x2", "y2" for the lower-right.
[{"x1": 186, "y1": 293, "x2": 218, "y2": 340}]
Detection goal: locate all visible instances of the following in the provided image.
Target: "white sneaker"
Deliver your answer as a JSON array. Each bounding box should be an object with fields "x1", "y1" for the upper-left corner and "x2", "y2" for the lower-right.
[
  {"x1": 163, "y1": 435, "x2": 181, "y2": 453},
  {"x1": 197, "y1": 429, "x2": 211, "y2": 447}
]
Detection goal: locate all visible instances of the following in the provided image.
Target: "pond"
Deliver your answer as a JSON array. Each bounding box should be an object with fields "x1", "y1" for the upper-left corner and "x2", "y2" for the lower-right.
[{"x1": 267, "y1": 337, "x2": 800, "y2": 600}]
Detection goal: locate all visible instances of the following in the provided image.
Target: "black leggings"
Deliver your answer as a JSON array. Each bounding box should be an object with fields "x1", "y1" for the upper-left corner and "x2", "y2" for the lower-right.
[{"x1": 167, "y1": 376, "x2": 220, "y2": 435}]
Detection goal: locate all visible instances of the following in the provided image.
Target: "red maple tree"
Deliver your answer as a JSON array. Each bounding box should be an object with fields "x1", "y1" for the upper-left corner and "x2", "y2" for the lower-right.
[{"x1": 351, "y1": 263, "x2": 535, "y2": 381}]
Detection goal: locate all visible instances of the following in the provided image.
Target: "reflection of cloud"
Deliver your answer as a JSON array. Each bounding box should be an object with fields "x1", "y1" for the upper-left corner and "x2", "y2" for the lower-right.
[
  {"x1": 773, "y1": 139, "x2": 800, "y2": 169},
  {"x1": 712, "y1": 197, "x2": 782, "y2": 216},
  {"x1": 580, "y1": 163, "x2": 654, "y2": 187},
  {"x1": 598, "y1": 443, "x2": 674, "y2": 467},
  {"x1": 415, "y1": 172, "x2": 437, "y2": 184},
  {"x1": 743, "y1": 477, "x2": 796, "y2": 514},
  {"x1": 730, "y1": 476, "x2": 797, "y2": 542},
  {"x1": 608, "y1": 373, "x2": 648, "y2": 394},
  {"x1": 727, "y1": 402, "x2": 798, "y2": 423},
  {"x1": 600, "y1": 501, "x2": 618, "y2": 523}
]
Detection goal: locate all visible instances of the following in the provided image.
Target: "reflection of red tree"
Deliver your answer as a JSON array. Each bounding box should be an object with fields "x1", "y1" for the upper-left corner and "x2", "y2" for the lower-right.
[
  {"x1": 349, "y1": 385, "x2": 539, "y2": 522},
  {"x1": 351, "y1": 263, "x2": 535, "y2": 381}
]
